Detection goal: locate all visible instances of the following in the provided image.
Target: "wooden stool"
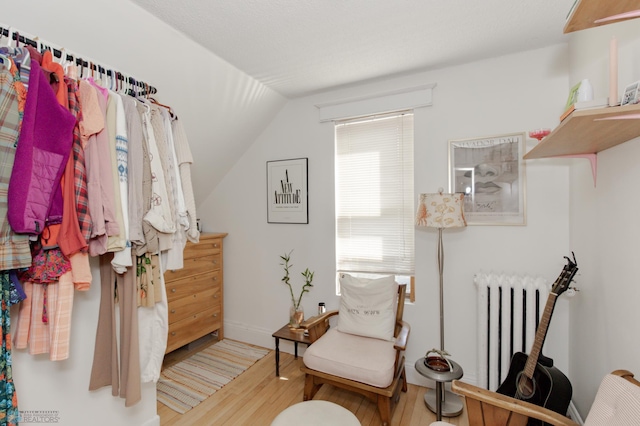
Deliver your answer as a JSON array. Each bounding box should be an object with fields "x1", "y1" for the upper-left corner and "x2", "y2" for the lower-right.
[{"x1": 271, "y1": 400, "x2": 360, "y2": 425}]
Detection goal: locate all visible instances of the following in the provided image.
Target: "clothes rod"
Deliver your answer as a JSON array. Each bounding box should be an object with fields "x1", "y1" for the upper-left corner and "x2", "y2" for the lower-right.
[{"x1": 0, "y1": 26, "x2": 157, "y2": 96}]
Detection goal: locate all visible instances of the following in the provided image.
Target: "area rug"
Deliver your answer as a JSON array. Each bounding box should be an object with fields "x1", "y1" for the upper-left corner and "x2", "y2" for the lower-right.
[{"x1": 157, "y1": 339, "x2": 270, "y2": 414}]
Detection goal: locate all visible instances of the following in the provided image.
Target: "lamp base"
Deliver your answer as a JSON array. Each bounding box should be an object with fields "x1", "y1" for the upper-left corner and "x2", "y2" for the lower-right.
[{"x1": 424, "y1": 389, "x2": 463, "y2": 417}]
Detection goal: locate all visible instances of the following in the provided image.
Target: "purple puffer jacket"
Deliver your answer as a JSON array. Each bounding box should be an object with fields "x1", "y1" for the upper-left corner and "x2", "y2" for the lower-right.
[{"x1": 7, "y1": 61, "x2": 75, "y2": 235}]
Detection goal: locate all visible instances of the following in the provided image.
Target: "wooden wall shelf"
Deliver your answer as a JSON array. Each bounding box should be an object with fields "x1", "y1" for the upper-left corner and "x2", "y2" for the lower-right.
[
  {"x1": 524, "y1": 103, "x2": 640, "y2": 160},
  {"x1": 564, "y1": 0, "x2": 640, "y2": 33}
]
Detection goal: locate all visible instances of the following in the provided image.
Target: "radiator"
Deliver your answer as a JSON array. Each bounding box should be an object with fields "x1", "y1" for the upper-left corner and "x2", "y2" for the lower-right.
[{"x1": 474, "y1": 272, "x2": 550, "y2": 391}]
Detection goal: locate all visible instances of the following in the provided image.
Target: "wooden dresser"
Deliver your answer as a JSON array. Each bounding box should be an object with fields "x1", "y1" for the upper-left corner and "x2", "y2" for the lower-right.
[{"x1": 164, "y1": 232, "x2": 227, "y2": 353}]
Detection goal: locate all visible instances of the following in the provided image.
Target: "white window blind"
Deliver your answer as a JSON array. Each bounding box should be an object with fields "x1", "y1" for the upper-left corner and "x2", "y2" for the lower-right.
[{"x1": 335, "y1": 112, "x2": 414, "y2": 276}]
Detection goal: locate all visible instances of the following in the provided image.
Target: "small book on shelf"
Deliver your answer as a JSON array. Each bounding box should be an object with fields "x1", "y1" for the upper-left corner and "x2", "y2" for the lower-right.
[{"x1": 560, "y1": 98, "x2": 609, "y2": 121}]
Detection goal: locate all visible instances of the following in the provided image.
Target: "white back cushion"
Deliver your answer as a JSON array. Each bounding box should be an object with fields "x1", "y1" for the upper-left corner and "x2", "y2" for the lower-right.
[
  {"x1": 337, "y1": 273, "x2": 398, "y2": 342},
  {"x1": 584, "y1": 373, "x2": 640, "y2": 426}
]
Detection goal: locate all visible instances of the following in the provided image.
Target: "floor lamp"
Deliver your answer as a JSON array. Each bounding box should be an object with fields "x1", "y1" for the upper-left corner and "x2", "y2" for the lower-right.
[{"x1": 415, "y1": 189, "x2": 466, "y2": 417}]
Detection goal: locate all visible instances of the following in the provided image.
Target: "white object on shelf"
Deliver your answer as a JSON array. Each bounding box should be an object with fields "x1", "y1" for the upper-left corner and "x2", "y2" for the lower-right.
[{"x1": 577, "y1": 79, "x2": 593, "y2": 102}]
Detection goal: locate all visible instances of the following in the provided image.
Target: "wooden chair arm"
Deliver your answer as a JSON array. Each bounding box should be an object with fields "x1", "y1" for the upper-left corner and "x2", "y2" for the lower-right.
[
  {"x1": 300, "y1": 310, "x2": 338, "y2": 342},
  {"x1": 451, "y1": 380, "x2": 578, "y2": 426},
  {"x1": 394, "y1": 320, "x2": 410, "y2": 351},
  {"x1": 612, "y1": 369, "x2": 640, "y2": 387}
]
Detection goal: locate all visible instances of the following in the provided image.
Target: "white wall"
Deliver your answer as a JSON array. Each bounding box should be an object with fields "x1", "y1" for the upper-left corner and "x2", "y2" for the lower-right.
[
  {"x1": 566, "y1": 19, "x2": 640, "y2": 418},
  {"x1": 201, "y1": 44, "x2": 573, "y2": 390},
  {"x1": 3, "y1": 1, "x2": 284, "y2": 425}
]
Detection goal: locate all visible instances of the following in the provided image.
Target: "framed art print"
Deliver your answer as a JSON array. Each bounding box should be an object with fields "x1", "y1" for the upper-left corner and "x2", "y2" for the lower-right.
[
  {"x1": 267, "y1": 158, "x2": 309, "y2": 224},
  {"x1": 448, "y1": 132, "x2": 526, "y2": 225},
  {"x1": 621, "y1": 81, "x2": 640, "y2": 106}
]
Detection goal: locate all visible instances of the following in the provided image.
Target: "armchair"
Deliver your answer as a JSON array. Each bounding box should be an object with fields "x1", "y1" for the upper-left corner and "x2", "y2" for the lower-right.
[
  {"x1": 301, "y1": 279, "x2": 410, "y2": 426},
  {"x1": 451, "y1": 369, "x2": 640, "y2": 426}
]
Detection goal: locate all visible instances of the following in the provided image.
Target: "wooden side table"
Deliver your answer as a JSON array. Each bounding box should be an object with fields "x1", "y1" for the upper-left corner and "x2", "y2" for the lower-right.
[
  {"x1": 272, "y1": 324, "x2": 311, "y2": 376},
  {"x1": 414, "y1": 357, "x2": 464, "y2": 421}
]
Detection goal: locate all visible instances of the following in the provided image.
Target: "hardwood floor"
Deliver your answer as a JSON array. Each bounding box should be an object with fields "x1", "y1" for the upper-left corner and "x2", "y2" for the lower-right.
[{"x1": 158, "y1": 339, "x2": 470, "y2": 426}]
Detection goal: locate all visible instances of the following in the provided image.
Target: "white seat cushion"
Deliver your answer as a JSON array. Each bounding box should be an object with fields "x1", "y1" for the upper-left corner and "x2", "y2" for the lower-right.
[
  {"x1": 584, "y1": 373, "x2": 640, "y2": 426},
  {"x1": 303, "y1": 328, "x2": 396, "y2": 388}
]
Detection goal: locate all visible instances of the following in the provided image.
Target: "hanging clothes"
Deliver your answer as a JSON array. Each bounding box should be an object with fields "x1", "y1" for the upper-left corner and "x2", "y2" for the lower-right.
[
  {"x1": 88, "y1": 252, "x2": 141, "y2": 407},
  {"x1": 0, "y1": 25, "x2": 200, "y2": 409},
  {"x1": 0, "y1": 56, "x2": 28, "y2": 426},
  {"x1": 0, "y1": 55, "x2": 31, "y2": 270},
  {"x1": 78, "y1": 79, "x2": 119, "y2": 256},
  {"x1": 7, "y1": 60, "x2": 75, "y2": 235},
  {"x1": 120, "y1": 96, "x2": 144, "y2": 251},
  {"x1": 0, "y1": 273, "x2": 20, "y2": 426},
  {"x1": 64, "y1": 77, "x2": 92, "y2": 245},
  {"x1": 138, "y1": 102, "x2": 174, "y2": 237},
  {"x1": 172, "y1": 116, "x2": 200, "y2": 244},
  {"x1": 109, "y1": 92, "x2": 132, "y2": 274},
  {"x1": 105, "y1": 92, "x2": 126, "y2": 254},
  {"x1": 60, "y1": 77, "x2": 92, "y2": 292},
  {"x1": 150, "y1": 103, "x2": 184, "y2": 268},
  {"x1": 137, "y1": 252, "x2": 167, "y2": 384},
  {"x1": 135, "y1": 102, "x2": 159, "y2": 256}
]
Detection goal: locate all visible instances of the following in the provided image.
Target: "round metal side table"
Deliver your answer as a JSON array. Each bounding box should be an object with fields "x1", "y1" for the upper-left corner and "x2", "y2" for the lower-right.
[{"x1": 414, "y1": 357, "x2": 464, "y2": 421}]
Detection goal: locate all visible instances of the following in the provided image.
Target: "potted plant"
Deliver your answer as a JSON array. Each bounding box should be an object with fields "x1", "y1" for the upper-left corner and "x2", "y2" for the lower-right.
[{"x1": 280, "y1": 250, "x2": 314, "y2": 328}]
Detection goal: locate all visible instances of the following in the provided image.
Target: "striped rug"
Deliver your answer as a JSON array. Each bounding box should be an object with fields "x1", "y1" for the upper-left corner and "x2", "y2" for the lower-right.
[{"x1": 157, "y1": 339, "x2": 270, "y2": 414}]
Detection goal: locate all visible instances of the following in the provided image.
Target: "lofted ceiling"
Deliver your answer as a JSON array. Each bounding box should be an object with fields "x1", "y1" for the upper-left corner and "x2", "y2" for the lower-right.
[{"x1": 130, "y1": 0, "x2": 576, "y2": 99}]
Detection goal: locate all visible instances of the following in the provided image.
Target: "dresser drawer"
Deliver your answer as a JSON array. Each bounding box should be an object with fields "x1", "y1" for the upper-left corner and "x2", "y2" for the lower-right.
[
  {"x1": 165, "y1": 252, "x2": 222, "y2": 281},
  {"x1": 183, "y1": 237, "x2": 222, "y2": 260},
  {"x1": 166, "y1": 306, "x2": 222, "y2": 353},
  {"x1": 168, "y1": 287, "x2": 221, "y2": 324},
  {"x1": 166, "y1": 270, "x2": 221, "y2": 303}
]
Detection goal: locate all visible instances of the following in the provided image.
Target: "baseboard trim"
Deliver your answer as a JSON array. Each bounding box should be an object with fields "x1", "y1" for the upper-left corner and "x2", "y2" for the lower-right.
[
  {"x1": 567, "y1": 401, "x2": 584, "y2": 425},
  {"x1": 140, "y1": 414, "x2": 160, "y2": 426},
  {"x1": 225, "y1": 319, "x2": 310, "y2": 356}
]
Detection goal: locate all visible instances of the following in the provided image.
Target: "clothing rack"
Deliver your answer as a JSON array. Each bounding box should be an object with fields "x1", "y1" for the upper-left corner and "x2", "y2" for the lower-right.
[{"x1": 0, "y1": 25, "x2": 157, "y2": 96}]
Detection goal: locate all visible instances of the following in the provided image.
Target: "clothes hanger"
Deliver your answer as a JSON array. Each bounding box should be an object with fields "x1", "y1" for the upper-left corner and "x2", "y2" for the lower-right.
[
  {"x1": 0, "y1": 27, "x2": 8, "y2": 47},
  {"x1": 54, "y1": 47, "x2": 66, "y2": 65},
  {"x1": 3, "y1": 27, "x2": 14, "y2": 47},
  {"x1": 115, "y1": 71, "x2": 121, "y2": 93},
  {"x1": 65, "y1": 54, "x2": 78, "y2": 80},
  {"x1": 129, "y1": 77, "x2": 138, "y2": 97},
  {"x1": 107, "y1": 69, "x2": 112, "y2": 90},
  {"x1": 149, "y1": 97, "x2": 171, "y2": 111},
  {"x1": 111, "y1": 71, "x2": 116, "y2": 91}
]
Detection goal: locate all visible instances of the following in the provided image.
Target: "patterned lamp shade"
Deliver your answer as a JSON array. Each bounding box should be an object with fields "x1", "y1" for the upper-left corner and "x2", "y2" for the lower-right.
[{"x1": 415, "y1": 190, "x2": 466, "y2": 229}]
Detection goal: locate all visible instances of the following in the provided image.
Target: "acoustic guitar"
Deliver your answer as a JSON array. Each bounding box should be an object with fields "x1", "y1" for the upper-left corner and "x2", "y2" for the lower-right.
[{"x1": 496, "y1": 253, "x2": 578, "y2": 426}]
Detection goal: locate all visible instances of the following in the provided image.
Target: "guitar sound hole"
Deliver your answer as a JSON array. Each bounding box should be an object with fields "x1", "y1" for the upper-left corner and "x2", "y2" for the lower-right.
[{"x1": 515, "y1": 372, "x2": 536, "y2": 400}]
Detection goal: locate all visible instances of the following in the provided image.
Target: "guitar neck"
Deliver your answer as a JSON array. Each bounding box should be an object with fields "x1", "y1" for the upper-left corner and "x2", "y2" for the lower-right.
[{"x1": 522, "y1": 292, "x2": 558, "y2": 379}]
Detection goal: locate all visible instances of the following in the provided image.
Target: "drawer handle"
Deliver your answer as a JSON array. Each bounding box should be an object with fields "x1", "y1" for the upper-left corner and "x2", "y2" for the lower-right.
[
  {"x1": 213, "y1": 277, "x2": 217, "y2": 281},
  {"x1": 213, "y1": 313, "x2": 218, "y2": 318},
  {"x1": 171, "y1": 332, "x2": 176, "y2": 336},
  {"x1": 171, "y1": 288, "x2": 176, "y2": 293},
  {"x1": 171, "y1": 309, "x2": 176, "y2": 314},
  {"x1": 213, "y1": 243, "x2": 218, "y2": 248},
  {"x1": 214, "y1": 294, "x2": 218, "y2": 298}
]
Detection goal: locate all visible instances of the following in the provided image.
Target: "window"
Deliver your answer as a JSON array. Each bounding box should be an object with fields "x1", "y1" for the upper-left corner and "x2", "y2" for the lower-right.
[{"x1": 335, "y1": 112, "x2": 415, "y2": 298}]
